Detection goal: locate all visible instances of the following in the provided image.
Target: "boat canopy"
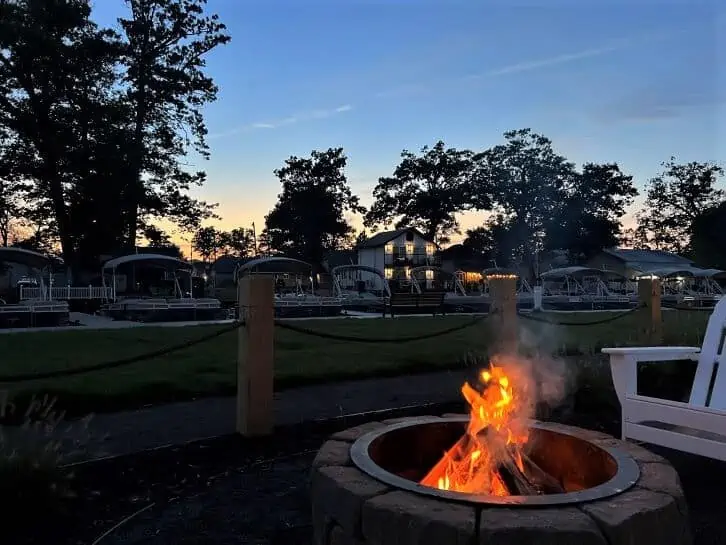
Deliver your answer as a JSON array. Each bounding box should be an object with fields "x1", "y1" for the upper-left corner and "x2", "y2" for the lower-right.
[
  {"x1": 102, "y1": 254, "x2": 192, "y2": 271},
  {"x1": 0, "y1": 247, "x2": 54, "y2": 269},
  {"x1": 540, "y1": 266, "x2": 606, "y2": 278},
  {"x1": 236, "y1": 256, "x2": 312, "y2": 276},
  {"x1": 638, "y1": 267, "x2": 726, "y2": 279}
]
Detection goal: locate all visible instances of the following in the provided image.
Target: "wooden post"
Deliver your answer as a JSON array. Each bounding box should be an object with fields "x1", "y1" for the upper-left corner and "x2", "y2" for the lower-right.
[
  {"x1": 236, "y1": 275, "x2": 275, "y2": 436},
  {"x1": 488, "y1": 275, "x2": 518, "y2": 355},
  {"x1": 637, "y1": 277, "x2": 662, "y2": 345}
]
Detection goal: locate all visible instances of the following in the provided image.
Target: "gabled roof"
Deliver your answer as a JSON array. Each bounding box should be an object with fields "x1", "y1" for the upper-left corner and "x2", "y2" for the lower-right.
[
  {"x1": 357, "y1": 228, "x2": 433, "y2": 249},
  {"x1": 602, "y1": 248, "x2": 693, "y2": 265}
]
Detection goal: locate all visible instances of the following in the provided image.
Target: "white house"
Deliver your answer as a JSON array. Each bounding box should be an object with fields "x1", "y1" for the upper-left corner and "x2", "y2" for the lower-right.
[{"x1": 357, "y1": 228, "x2": 438, "y2": 281}]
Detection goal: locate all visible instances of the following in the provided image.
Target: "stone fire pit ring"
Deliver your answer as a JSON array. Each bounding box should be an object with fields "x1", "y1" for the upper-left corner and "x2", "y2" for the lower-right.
[{"x1": 311, "y1": 415, "x2": 692, "y2": 545}]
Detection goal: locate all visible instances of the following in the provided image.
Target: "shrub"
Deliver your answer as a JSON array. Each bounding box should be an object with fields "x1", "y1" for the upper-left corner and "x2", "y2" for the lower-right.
[{"x1": 0, "y1": 392, "x2": 92, "y2": 526}]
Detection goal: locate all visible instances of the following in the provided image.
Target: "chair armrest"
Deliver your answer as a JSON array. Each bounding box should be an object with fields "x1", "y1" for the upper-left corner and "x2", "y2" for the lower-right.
[
  {"x1": 602, "y1": 346, "x2": 700, "y2": 362},
  {"x1": 603, "y1": 346, "x2": 700, "y2": 405}
]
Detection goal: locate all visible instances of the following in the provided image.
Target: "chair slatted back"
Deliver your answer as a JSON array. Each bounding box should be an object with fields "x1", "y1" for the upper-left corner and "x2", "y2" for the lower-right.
[{"x1": 690, "y1": 297, "x2": 726, "y2": 409}]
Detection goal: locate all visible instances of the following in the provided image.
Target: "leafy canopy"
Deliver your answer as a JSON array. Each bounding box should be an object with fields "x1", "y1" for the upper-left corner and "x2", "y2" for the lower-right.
[
  {"x1": 365, "y1": 141, "x2": 476, "y2": 244},
  {"x1": 636, "y1": 158, "x2": 724, "y2": 253},
  {"x1": 263, "y1": 148, "x2": 365, "y2": 267}
]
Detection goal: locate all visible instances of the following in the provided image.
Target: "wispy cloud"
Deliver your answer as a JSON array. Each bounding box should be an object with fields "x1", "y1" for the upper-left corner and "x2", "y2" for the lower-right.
[
  {"x1": 209, "y1": 104, "x2": 354, "y2": 139},
  {"x1": 376, "y1": 28, "x2": 684, "y2": 99},
  {"x1": 470, "y1": 44, "x2": 624, "y2": 80}
]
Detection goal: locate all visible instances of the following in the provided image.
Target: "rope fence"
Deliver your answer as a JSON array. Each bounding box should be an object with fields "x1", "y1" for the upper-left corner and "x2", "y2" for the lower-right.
[
  {"x1": 0, "y1": 299, "x2": 711, "y2": 385},
  {"x1": 516, "y1": 305, "x2": 641, "y2": 326}
]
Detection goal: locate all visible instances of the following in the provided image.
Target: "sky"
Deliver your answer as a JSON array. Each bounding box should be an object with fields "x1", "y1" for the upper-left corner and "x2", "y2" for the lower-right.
[{"x1": 91, "y1": 0, "x2": 726, "y2": 246}]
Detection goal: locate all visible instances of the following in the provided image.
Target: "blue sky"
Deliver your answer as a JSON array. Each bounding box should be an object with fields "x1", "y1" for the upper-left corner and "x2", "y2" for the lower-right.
[{"x1": 92, "y1": 0, "x2": 725, "y2": 243}]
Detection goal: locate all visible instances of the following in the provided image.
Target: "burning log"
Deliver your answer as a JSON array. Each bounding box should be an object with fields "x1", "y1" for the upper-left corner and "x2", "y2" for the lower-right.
[
  {"x1": 520, "y1": 451, "x2": 566, "y2": 494},
  {"x1": 495, "y1": 450, "x2": 540, "y2": 496}
]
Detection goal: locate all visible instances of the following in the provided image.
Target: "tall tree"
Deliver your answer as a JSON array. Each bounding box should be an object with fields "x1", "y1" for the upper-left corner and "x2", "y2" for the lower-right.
[
  {"x1": 0, "y1": 176, "x2": 25, "y2": 247},
  {"x1": 0, "y1": 133, "x2": 27, "y2": 247},
  {"x1": 0, "y1": 0, "x2": 121, "y2": 264},
  {"x1": 545, "y1": 162, "x2": 638, "y2": 262},
  {"x1": 636, "y1": 159, "x2": 724, "y2": 253},
  {"x1": 365, "y1": 141, "x2": 476, "y2": 244},
  {"x1": 690, "y1": 202, "x2": 726, "y2": 268},
  {"x1": 470, "y1": 129, "x2": 575, "y2": 269},
  {"x1": 118, "y1": 0, "x2": 229, "y2": 248},
  {"x1": 263, "y1": 148, "x2": 365, "y2": 267}
]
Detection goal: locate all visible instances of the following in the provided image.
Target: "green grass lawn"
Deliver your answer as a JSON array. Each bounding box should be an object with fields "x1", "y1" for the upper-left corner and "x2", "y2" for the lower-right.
[{"x1": 0, "y1": 310, "x2": 711, "y2": 416}]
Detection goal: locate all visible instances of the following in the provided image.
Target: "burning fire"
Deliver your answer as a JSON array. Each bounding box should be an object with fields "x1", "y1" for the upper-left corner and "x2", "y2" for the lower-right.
[{"x1": 420, "y1": 359, "x2": 535, "y2": 496}]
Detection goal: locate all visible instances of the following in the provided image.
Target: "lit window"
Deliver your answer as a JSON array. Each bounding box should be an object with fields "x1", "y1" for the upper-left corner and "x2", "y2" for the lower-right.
[
  {"x1": 426, "y1": 243, "x2": 435, "y2": 255},
  {"x1": 405, "y1": 243, "x2": 414, "y2": 255},
  {"x1": 384, "y1": 267, "x2": 393, "y2": 279},
  {"x1": 425, "y1": 269, "x2": 434, "y2": 280}
]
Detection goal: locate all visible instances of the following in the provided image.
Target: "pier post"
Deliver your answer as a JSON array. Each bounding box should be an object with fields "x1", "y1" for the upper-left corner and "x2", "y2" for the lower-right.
[
  {"x1": 637, "y1": 277, "x2": 662, "y2": 345},
  {"x1": 532, "y1": 285, "x2": 543, "y2": 312},
  {"x1": 488, "y1": 275, "x2": 518, "y2": 355},
  {"x1": 236, "y1": 274, "x2": 275, "y2": 436}
]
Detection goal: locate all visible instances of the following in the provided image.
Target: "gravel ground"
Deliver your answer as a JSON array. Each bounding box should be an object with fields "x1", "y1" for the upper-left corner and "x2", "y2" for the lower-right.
[{"x1": 94, "y1": 414, "x2": 726, "y2": 545}]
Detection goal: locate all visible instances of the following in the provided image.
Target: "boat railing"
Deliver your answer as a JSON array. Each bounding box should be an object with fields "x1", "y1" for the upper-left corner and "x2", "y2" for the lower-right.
[
  {"x1": 28, "y1": 301, "x2": 70, "y2": 312},
  {"x1": 20, "y1": 285, "x2": 114, "y2": 301},
  {"x1": 275, "y1": 296, "x2": 343, "y2": 307},
  {"x1": 0, "y1": 303, "x2": 32, "y2": 313},
  {"x1": 109, "y1": 297, "x2": 222, "y2": 311}
]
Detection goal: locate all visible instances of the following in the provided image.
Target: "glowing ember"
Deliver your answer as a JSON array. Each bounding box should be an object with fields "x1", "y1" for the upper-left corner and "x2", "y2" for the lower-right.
[{"x1": 420, "y1": 359, "x2": 536, "y2": 496}]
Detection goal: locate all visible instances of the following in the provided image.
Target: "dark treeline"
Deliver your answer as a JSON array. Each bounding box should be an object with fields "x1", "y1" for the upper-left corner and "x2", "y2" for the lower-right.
[
  {"x1": 230, "y1": 136, "x2": 723, "y2": 275},
  {"x1": 1, "y1": 1, "x2": 724, "y2": 278}
]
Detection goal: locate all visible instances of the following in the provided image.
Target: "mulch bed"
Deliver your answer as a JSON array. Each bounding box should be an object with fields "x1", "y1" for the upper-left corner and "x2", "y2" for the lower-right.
[{"x1": 8, "y1": 400, "x2": 726, "y2": 545}]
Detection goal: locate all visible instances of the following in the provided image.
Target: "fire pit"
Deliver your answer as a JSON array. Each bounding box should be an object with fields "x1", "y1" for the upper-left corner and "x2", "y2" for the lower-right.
[
  {"x1": 311, "y1": 363, "x2": 691, "y2": 545},
  {"x1": 351, "y1": 417, "x2": 640, "y2": 506}
]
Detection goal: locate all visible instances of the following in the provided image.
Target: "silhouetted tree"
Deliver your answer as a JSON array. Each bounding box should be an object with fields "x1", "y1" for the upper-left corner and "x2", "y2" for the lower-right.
[
  {"x1": 691, "y1": 201, "x2": 726, "y2": 268},
  {"x1": 354, "y1": 230, "x2": 369, "y2": 247},
  {"x1": 263, "y1": 148, "x2": 365, "y2": 267},
  {"x1": 0, "y1": 0, "x2": 122, "y2": 264},
  {"x1": 365, "y1": 141, "x2": 476, "y2": 244},
  {"x1": 470, "y1": 129, "x2": 574, "y2": 270},
  {"x1": 0, "y1": 134, "x2": 28, "y2": 247},
  {"x1": 636, "y1": 159, "x2": 724, "y2": 253},
  {"x1": 118, "y1": 0, "x2": 229, "y2": 247},
  {"x1": 545, "y1": 162, "x2": 638, "y2": 262},
  {"x1": 192, "y1": 226, "x2": 224, "y2": 262},
  {"x1": 464, "y1": 216, "x2": 529, "y2": 269},
  {"x1": 220, "y1": 228, "x2": 255, "y2": 257}
]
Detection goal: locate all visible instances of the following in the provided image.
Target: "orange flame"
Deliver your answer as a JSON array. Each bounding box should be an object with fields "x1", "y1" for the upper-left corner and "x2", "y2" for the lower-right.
[{"x1": 420, "y1": 359, "x2": 532, "y2": 496}]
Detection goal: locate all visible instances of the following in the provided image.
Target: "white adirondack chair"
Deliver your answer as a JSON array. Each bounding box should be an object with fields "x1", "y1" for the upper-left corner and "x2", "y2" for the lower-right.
[{"x1": 602, "y1": 297, "x2": 726, "y2": 461}]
